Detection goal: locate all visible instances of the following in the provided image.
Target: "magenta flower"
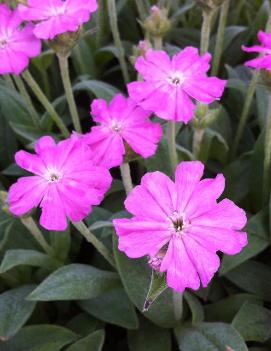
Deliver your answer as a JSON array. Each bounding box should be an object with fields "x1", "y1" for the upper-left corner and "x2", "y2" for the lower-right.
[
  {"x1": 128, "y1": 47, "x2": 227, "y2": 123},
  {"x1": 0, "y1": 4, "x2": 41, "y2": 75},
  {"x1": 242, "y1": 30, "x2": 271, "y2": 71},
  {"x1": 8, "y1": 135, "x2": 112, "y2": 231},
  {"x1": 113, "y1": 161, "x2": 247, "y2": 293},
  {"x1": 84, "y1": 94, "x2": 163, "y2": 169},
  {"x1": 18, "y1": 0, "x2": 98, "y2": 40}
]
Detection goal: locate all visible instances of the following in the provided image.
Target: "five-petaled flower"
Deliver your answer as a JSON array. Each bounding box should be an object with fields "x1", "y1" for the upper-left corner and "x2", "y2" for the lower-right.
[
  {"x1": 0, "y1": 4, "x2": 41, "y2": 75},
  {"x1": 113, "y1": 161, "x2": 247, "y2": 293},
  {"x1": 8, "y1": 135, "x2": 112, "y2": 231},
  {"x1": 128, "y1": 47, "x2": 227, "y2": 123},
  {"x1": 242, "y1": 30, "x2": 271, "y2": 71},
  {"x1": 18, "y1": 0, "x2": 98, "y2": 40},
  {"x1": 84, "y1": 94, "x2": 163, "y2": 168}
]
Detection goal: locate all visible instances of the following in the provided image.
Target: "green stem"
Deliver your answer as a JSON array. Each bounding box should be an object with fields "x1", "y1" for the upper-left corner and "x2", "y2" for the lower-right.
[
  {"x1": 167, "y1": 121, "x2": 178, "y2": 173},
  {"x1": 135, "y1": 0, "x2": 147, "y2": 21},
  {"x1": 232, "y1": 0, "x2": 245, "y2": 25},
  {"x1": 173, "y1": 290, "x2": 183, "y2": 321},
  {"x1": 192, "y1": 127, "x2": 205, "y2": 159},
  {"x1": 22, "y1": 70, "x2": 69, "y2": 138},
  {"x1": 211, "y1": 0, "x2": 230, "y2": 75},
  {"x1": 107, "y1": 0, "x2": 130, "y2": 84},
  {"x1": 3, "y1": 75, "x2": 15, "y2": 90},
  {"x1": 120, "y1": 163, "x2": 133, "y2": 195},
  {"x1": 73, "y1": 221, "x2": 116, "y2": 268},
  {"x1": 13, "y1": 75, "x2": 40, "y2": 127},
  {"x1": 200, "y1": 10, "x2": 214, "y2": 54},
  {"x1": 263, "y1": 94, "x2": 271, "y2": 205},
  {"x1": 153, "y1": 36, "x2": 163, "y2": 50},
  {"x1": 230, "y1": 70, "x2": 259, "y2": 159},
  {"x1": 20, "y1": 217, "x2": 54, "y2": 256},
  {"x1": 58, "y1": 55, "x2": 82, "y2": 133}
]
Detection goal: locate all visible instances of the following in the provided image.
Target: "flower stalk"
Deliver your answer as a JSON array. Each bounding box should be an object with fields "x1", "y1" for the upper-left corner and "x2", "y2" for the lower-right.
[
  {"x1": 22, "y1": 70, "x2": 69, "y2": 138},
  {"x1": 167, "y1": 121, "x2": 178, "y2": 173},
  {"x1": 230, "y1": 70, "x2": 259, "y2": 159},
  {"x1": 13, "y1": 75, "x2": 40, "y2": 128},
  {"x1": 107, "y1": 0, "x2": 130, "y2": 84},
  {"x1": 120, "y1": 163, "x2": 133, "y2": 195},
  {"x1": 211, "y1": 0, "x2": 230, "y2": 75},
  {"x1": 58, "y1": 55, "x2": 82, "y2": 134},
  {"x1": 73, "y1": 220, "x2": 116, "y2": 268},
  {"x1": 21, "y1": 216, "x2": 54, "y2": 257},
  {"x1": 200, "y1": 9, "x2": 214, "y2": 55}
]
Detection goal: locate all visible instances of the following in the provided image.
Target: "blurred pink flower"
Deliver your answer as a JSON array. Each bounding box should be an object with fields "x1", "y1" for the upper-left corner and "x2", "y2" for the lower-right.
[
  {"x1": 8, "y1": 135, "x2": 111, "y2": 231},
  {"x1": 242, "y1": 30, "x2": 271, "y2": 71},
  {"x1": 84, "y1": 94, "x2": 163, "y2": 169},
  {"x1": 18, "y1": 0, "x2": 98, "y2": 40},
  {"x1": 113, "y1": 161, "x2": 247, "y2": 293},
  {"x1": 0, "y1": 4, "x2": 41, "y2": 75},
  {"x1": 128, "y1": 47, "x2": 227, "y2": 123}
]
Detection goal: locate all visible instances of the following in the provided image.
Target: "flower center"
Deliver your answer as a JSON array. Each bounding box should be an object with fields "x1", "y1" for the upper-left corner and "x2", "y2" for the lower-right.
[
  {"x1": 0, "y1": 38, "x2": 8, "y2": 49},
  {"x1": 50, "y1": 5, "x2": 66, "y2": 16},
  {"x1": 168, "y1": 211, "x2": 190, "y2": 234},
  {"x1": 111, "y1": 120, "x2": 122, "y2": 133},
  {"x1": 168, "y1": 72, "x2": 186, "y2": 87},
  {"x1": 44, "y1": 168, "x2": 63, "y2": 183}
]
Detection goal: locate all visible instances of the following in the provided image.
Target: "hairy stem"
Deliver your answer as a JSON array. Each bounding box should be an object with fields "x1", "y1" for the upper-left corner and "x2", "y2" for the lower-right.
[
  {"x1": 167, "y1": 121, "x2": 178, "y2": 173},
  {"x1": 120, "y1": 163, "x2": 133, "y2": 195},
  {"x1": 173, "y1": 290, "x2": 183, "y2": 321},
  {"x1": 211, "y1": 0, "x2": 230, "y2": 75},
  {"x1": 192, "y1": 127, "x2": 205, "y2": 159},
  {"x1": 230, "y1": 70, "x2": 259, "y2": 159},
  {"x1": 135, "y1": 0, "x2": 147, "y2": 21},
  {"x1": 73, "y1": 221, "x2": 116, "y2": 268},
  {"x1": 21, "y1": 217, "x2": 54, "y2": 257},
  {"x1": 22, "y1": 70, "x2": 69, "y2": 137},
  {"x1": 200, "y1": 10, "x2": 214, "y2": 54},
  {"x1": 13, "y1": 75, "x2": 40, "y2": 127},
  {"x1": 263, "y1": 94, "x2": 271, "y2": 205},
  {"x1": 58, "y1": 55, "x2": 82, "y2": 134},
  {"x1": 107, "y1": 0, "x2": 130, "y2": 84},
  {"x1": 4, "y1": 75, "x2": 16, "y2": 90}
]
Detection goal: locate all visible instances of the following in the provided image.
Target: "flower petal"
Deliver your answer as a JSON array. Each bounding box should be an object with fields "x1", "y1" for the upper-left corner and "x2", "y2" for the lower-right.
[{"x1": 15, "y1": 150, "x2": 46, "y2": 175}]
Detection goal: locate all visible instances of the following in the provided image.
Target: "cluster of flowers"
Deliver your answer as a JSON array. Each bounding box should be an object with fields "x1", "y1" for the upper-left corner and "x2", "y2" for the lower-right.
[{"x1": 3, "y1": 0, "x2": 269, "y2": 293}]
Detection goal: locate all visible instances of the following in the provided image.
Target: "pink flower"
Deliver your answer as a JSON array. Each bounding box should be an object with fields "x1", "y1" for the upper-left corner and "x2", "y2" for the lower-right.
[
  {"x1": 0, "y1": 4, "x2": 41, "y2": 75},
  {"x1": 242, "y1": 30, "x2": 271, "y2": 71},
  {"x1": 113, "y1": 161, "x2": 247, "y2": 293},
  {"x1": 18, "y1": 0, "x2": 98, "y2": 40},
  {"x1": 84, "y1": 94, "x2": 163, "y2": 168},
  {"x1": 128, "y1": 47, "x2": 227, "y2": 123},
  {"x1": 8, "y1": 135, "x2": 112, "y2": 231}
]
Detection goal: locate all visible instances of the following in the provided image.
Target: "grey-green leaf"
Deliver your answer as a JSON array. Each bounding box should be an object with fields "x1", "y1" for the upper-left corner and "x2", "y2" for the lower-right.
[
  {"x1": 0, "y1": 325, "x2": 77, "y2": 351},
  {"x1": 0, "y1": 285, "x2": 36, "y2": 340},
  {"x1": 175, "y1": 322, "x2": 248, "y2": 351},
  {"x1": 143, "y1": 270, "x2": 167, "y2": 312},
  {"x1": 184, "y1": 291, "x2": 205, "y2": 326},
  {"x1": 0, "y1": 249, "x2": 58, "y2": 273},
  {"x1": 232, "y1": 302, "x2": 271, "y2": 342},
  {"x1": 27, "y1": 264, "x2": 119, "y2": 301},
  {"x1": 66, "y1": 330, "x2": 105, "y2": 351}
]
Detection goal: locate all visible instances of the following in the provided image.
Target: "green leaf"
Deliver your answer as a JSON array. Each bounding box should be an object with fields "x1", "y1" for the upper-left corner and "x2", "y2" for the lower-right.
[
  {"x1": 49, "y1": 228, "x2": 71, "y2": 262},
  {"x1": 205, "y1": 294, "x2": 262, "y2": 323},
  {"x1": 0, "y1": 111, "x2": 17, "y2": 168},
  {"x1": 113, "y1": 235, "x2": 178, "y2": 328},
  {"x1": 67, "y1": 313, "x2": 103, "y2": 337},
  {"x1": 73, "y1": 80, "x2": 120, "y2": 101},
  {"x1": 128, "y1": 318, "x2": 171, "y2": 351},
  {"x1": 66, "y1": 330, "x2": 105, "y2": 351},
  {"x1": 220, "y1": 209, "x2": 269, "y2": 275},
  {"x1": 232, "y1": 302, "x2": 271, "y2": 342},
  {"x1": 184, "y1": 291, "x2": 204, "y2": 326},
  {"x1": 32, "y1": 50, "x2": 54, "y2": 72},
  {"x1": 226, "y1": 261, "x2": 271, "y2": 301},
  {"x1": 27, "y1": 264, "x2": 119, "y2": 301},
  {"x1": 0, "y1": 249, "x2": 58, "y2": 273},
  {"x1": 0, "y1": 285, "x2": 36, "y2": 340},
  {"x1": 78, "y1": 284, "x2": 139, "y2": 330},
  {"x1": 143, "y1": 270, "x2": 167, "y2": 312},
  {"x1": 144, "y1": 137, "x2": 172, "y2": 176},
  {"x1": 0, "y1": 325, "x2": 77, "y2": 351},
  {"x1": 175, "y1": 322, "x2": 248, "y2": 351}
]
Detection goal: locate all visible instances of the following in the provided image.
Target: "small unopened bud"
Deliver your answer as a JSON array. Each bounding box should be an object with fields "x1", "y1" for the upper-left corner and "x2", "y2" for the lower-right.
[
  {"x1": 48, "y1": 27, "x2": 82, "y2": 57},
  {"x1": 130, "y1": 40, "x2": 152, "y2": 65},
  {"x1": 197, "y1": 0, "x2": 225, "y2": 12},
  {"x1": 148, "y1": 247, "x2": 167, "y2": 271},
  {"x1": 143, "y1": 5, "x2": 171, "y2": 39}
]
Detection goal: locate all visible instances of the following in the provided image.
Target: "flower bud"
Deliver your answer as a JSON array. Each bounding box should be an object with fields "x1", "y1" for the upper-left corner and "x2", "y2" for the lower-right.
[
  {"x1": 143, "y1": 5, "x2": 171, "y2": 39},
  {"x1": 130, "y1": 40, "x2": 152, "y2": 65},
  {"x1": 0, "y1": 191, "x2": 11, "y2": 216},
  {"x1": 48, "y1": 27, "x2": 82, "y2": 57},
  {"x1": 193, "y1": 104, "x2": 221, "y2": 128},
  {"x1": 148, "y1": 246, "x2": 167, "y2": 271},
  {"x1": 197, "y1": 0, "x2": 225, "y2": 12}
]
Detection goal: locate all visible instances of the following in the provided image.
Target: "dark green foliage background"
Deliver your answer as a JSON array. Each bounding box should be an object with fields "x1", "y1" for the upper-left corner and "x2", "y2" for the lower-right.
[{"x1": 0, "y1": 0, "x2": 271, "y2": 350}]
